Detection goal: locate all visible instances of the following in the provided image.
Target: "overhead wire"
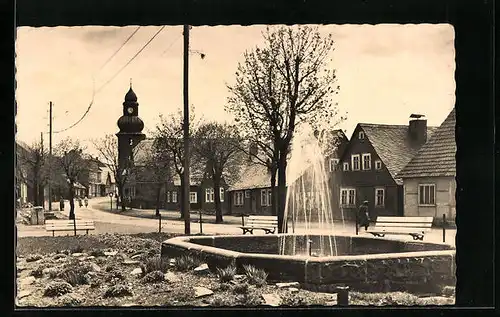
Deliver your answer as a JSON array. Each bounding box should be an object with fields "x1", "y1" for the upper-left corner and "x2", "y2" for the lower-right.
[{"x1": 53, "y1": 26, "x2": 166, "y2": 134}]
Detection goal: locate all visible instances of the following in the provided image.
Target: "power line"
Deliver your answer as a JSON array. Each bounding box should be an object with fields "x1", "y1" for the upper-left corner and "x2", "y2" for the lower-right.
[
  {"x1": 96, "y1": 26, "x2": 142, "y2": 74},
  {"x1": 161, "y1": 33, "x2": 182, "y2": 56},
  {"x1": 53, "y1": 26, "x2": 166, "y2": 134},
  {"x1": 55, "y1": 26, "x2": 142, "y2": 116}
]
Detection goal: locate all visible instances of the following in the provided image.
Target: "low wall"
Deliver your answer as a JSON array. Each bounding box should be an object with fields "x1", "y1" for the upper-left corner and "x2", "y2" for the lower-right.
[{"x1": 161, "y1": 234, "x2": 455, "y2": 294}]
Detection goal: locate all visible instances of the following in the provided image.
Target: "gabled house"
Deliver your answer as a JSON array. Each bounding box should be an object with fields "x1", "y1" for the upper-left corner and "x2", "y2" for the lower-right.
[
  {"x1": 338, "y1": 115, "x2": 437, "y2": 221},
  {"x1": 397, "y1": 108, "x2": 456, "y2": 223},
  {"x1": 85, "y1": 157, "x2": 107, "y2": 197},
  {"x1": 227, "y1": 129, "x2": 349, "y2": 217}
]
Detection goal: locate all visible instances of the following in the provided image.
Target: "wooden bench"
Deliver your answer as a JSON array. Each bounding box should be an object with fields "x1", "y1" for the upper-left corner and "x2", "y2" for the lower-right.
[
  {"x1": 45, "y1": 219, "x2": 96, "y2": 236},
  {"x1": 367, "y1": 216, "x2": 434, "y2": 241},
  {"x1": 240, "y1": 215, "x2": 278, "y2": 234}
]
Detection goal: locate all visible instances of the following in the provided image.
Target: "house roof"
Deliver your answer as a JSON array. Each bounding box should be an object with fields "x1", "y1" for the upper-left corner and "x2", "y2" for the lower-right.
[
  {"x1": 227, "y1": 163, "x2": 271, "y2": 191},
  {"x1": 397, "y1": 108, "x2": 456, "y2": 178},
  {"x1": 354, "y1": 123, "x2": 437, "y2": 184}
]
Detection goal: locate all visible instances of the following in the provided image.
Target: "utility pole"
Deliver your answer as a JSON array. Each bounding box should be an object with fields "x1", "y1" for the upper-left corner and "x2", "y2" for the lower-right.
[
  {"x1": 40, "y1": 132, "x2": 44, "y2": 208},
  {"x1": 48, "y1": 101, "x2": 53, "y2": 211},
  {"x1": 183, "y1": 25, "x2": 191, "y2": 234}
]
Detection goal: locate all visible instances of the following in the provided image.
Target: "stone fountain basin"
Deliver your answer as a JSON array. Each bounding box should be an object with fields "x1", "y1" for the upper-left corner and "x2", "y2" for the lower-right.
[{"x1": 161, "y1": 234, "x2": 456, "y2": 294}]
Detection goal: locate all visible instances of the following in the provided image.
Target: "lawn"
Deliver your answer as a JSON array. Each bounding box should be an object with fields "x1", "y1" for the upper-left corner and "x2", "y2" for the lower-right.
[{"x1": 16, "y1": 232, "x2": 454, "y2": 307}]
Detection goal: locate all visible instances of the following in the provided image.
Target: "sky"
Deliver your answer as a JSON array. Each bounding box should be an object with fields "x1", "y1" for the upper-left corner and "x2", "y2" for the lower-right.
[{"x1": 15, "y1": 24, "x2": 456, "y2": 156}]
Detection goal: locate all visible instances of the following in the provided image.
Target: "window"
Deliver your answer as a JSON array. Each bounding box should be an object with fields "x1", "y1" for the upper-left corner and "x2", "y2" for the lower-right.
[
  {"x1": 362, "y1": 153, "x2": 371, "y2": 170},
  {"x1": 234, "y1": 191, "x2": 244, "y2": 206},
  {"x1": 343, "y1": 162, "x2": 349, "y2": 171},
  {"x1": 375, "y1": 160, "x2": 382, "y2": 170},
  {"x1": 340, "y1": 188, "x2": 356, "y2": 206},
  {"x1": 359, "y1": 131, "x2": 365, "y2": 139},
  {"x1": 220, "y1": 188, "x2": 225, "y2": 202},
  {"x1": 261, "y1": 189, "x2": 272, "y2": 206},
  {"x1": 205, "y1": 188, "x2": 214, "y2": 203},
  {"x1": 351, "y1": 154, "x2": 360, "y2": 171},
  {"x1": 245, "y1": 190, "x2": 251, "y2": 198},
  {"x1": 419, "y1": 184, "x2": 435, "y2": 205},
  {"x1": 166, "y1": 191, "x2": 171, "y2": 203},
  {"x1": 189, "y1": 192, "x2": 197, "y2": 204},
  {"x1": 329, "y1": 158, "x2": 339, "y2": 172},
  {"x1": 172, "y1": 191, "x2": 177, "y2": 203},
  {"x1": 375, "y1": 187, "x2": 385, "y2": 207}
]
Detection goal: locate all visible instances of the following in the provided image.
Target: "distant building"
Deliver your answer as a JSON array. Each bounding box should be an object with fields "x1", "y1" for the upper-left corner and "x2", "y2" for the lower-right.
[
  {"x1": 337, "y1": 115, "x2": 437, "y2": 221},
  {"x1": 15, "y1": 140, "x2": 35, "y2": 206},
  {"x1": 226, "y1": 129, "x2": 349, "y2": 217},
  {"x1": 84, "y1": 157, "x2": 108, "y2": 197},
  {"x1": 397, "y1": 108, "x2": 456, "y2": 223}
]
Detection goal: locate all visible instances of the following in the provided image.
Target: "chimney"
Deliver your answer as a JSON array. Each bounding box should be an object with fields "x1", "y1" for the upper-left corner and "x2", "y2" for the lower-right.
[{"x1": 408, "y1": 114, "x2": 427, "y2": 147}]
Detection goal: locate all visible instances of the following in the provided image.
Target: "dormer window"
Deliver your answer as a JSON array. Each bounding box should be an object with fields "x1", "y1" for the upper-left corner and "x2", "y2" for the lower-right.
[
  {"x1": 375, "y1": 160, "x2": 382, "y2": 170},
  {"x1": 359, "y1": 131, "x2": 365, "y2": 139},
  {"x1": 343, "y1": 162, "x2": 349, "y2": 171}
]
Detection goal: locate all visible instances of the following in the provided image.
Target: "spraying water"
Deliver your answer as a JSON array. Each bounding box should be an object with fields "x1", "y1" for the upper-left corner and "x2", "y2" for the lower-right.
[{"x1": 279, "y1": 124, "x2": 344, "y2": 257}]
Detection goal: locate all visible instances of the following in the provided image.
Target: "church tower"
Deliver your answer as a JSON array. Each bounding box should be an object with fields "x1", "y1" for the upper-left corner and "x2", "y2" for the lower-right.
[{"x1": 116, "y1": 82, "x2": 146, "y2": 197}]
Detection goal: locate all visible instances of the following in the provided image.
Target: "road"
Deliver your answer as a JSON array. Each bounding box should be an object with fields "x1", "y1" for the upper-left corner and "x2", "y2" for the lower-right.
[{"x1": 16, "y1": 197, "x2": 456, "y2": 247}]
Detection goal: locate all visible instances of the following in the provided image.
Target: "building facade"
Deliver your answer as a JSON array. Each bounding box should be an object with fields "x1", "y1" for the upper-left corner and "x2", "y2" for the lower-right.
[
  {"x1": 337, "y1": 116, "x2": 436, "y2": 221},
  {"x1": 397, "y1": 108, "x2": 456, "y2": 224}
]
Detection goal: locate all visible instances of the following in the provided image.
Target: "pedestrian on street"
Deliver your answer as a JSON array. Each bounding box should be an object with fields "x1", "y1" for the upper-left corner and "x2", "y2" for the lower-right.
[
  {"x1": 84, "y1": 196, "x2": 88, "y2": 208},
  {"x1": 59, "y1": 196, "x2": 65, "y2": 211},
  {"x1": 78, "y1": 196, "x2": 83, "y2": 208},
  {"x1": 357, "y1": 200, "x2": 371, "y2": 231}
]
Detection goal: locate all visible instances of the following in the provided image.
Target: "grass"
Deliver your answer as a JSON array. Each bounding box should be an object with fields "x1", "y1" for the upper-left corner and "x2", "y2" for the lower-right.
[
  {"x1": 142, "y1": 271, "x2": 165, "y2": 284},
  {"x1": 142, "y1": 256, "x2": 169, "y2": 274},
  {"x1": 43, "y1": 281, "x2": 73, "y2": 297},
  {"x1": 173, "y1": 255, "x2": 203, "y2": 272},
  {"x1": 243, "y1": 265, "x2": 268, "y2": 287},
  {"x1": 216, "y1": 265, "x2": 237, "y2": 283}
]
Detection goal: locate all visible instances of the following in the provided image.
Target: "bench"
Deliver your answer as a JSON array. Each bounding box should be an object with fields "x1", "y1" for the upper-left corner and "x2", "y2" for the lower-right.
[
  {"x1": 367, "y1": 216, "x2": 434, "y2": 241},
  {"x1": 45, "y1": 219, "x2": 96, "y2": 236},
  {"x1": 240, "y1": 215, "x2": 278, "y2": 234}
]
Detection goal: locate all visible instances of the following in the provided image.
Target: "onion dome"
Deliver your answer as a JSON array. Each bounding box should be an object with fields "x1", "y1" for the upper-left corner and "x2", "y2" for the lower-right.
[
  {"x1": 117, "y1": 115, "x2": 144, "y2": 134},
  {"x1": 124, "y1": 87, "x2": 137, "y2": 103}
]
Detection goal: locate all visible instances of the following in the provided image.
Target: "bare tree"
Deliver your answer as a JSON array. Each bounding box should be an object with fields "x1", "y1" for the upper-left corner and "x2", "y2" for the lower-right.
[
  {"x1": 52, "y1": 138, "x2": 91, "y2": 219},
  {"x1": 134, "y1": 139, "x2": 172, "y2": 216},
  {"x1": 92, "y1": 134, "x2": 139, "y2": 212},
  {"x1": 17, "y1": 141, "x2": 48, "y2": 206},
  {"x1": 154, "y1": 107, "x2": 203, "y2": 219},
  {"x1": 193, "y1": 122, "x2": 243, "y2": 223},
  {"x1": 226, "y1": 25, "x2": 344, "y2": 233}
]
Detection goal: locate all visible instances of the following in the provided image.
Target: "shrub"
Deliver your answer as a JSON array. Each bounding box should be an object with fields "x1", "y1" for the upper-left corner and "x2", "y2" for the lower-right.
[
  {"x1": 103, "y1": 284, "x2": 133, "y2": 298},
  {"x1": 174, "y1": 255, "x2": 201, "y2": 272},
  {"x1": 44, "y1": 281, "x2": 73, "y2": 297},
  {"x1": 231, "y1": 282, "x2": 250, "y2": 295},
  {"x1": 89, "y1": 249, "x2": 106, "y2": 257},
  {"x1": 142, "y1": 270, "x2": 164, "y2": 284},
  {"x1": 243, "y1": 265, "x2": 268, "y2": 287},
  {"x1": 105, "y1": 265, "x2": 116, "y2": 272},
  {"x1": 105, "y1": 269, "x2": 125, "y2": 283},
  {"x1": 26, "y1": 254, "x2": 43, "y2": 262},
  {"x1": 349, "y1": 292, "x2": 421, "y2": 306},
  {"x1": 45, "y1": 267, "x2": 60, "y2": 279},
  {"x1": 218, "y1": 283, "x2": 231, "y2": 291},
  {"x1": 241, "y1": 291, "x2": 262, "y2": 306},
  {"x1": 143, "y1": 256, "x2": 169, "y2": 274},
  {"x1": 31, "y1": 264, "x2": 49, "y2": 278},
  {"x1": 216, "y1": 265, "x2": 237, "y2": 283},
  {"x1": 70, "y1": 245, "x2": 84, "y2": 254},
  {"x1": 280, "y1": 293, "x2": 311, "y2": 306},
  {"x1": 57, "y1": 263, "x2": 94, "y2": 286}
]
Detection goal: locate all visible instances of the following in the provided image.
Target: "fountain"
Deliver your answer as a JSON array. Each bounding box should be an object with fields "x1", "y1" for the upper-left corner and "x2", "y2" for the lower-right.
[
  {"x1": 161, "y1": 125, "x2": 456, "y2": 294},
  {"x1": 279, "y1": 124, "x2": 342, "y2": 257}
]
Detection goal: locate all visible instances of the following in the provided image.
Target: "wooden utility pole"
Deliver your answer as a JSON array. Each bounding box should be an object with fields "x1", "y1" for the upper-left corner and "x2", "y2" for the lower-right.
[
  {"x1": 48, "y1": 101, "x2": 53, "y2": 211},
  {"x1": 183, "y1": 25, "x2": 191, "y2": 234}
]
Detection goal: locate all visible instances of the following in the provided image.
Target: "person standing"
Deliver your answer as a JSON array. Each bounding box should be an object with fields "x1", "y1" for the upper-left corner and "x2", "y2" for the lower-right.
[
  {"x1": 78, "y1": 196, "x2": 83, "y2": 208},
  {"x1": 357, "y1": 201, "x2": 371, "y2": 231},
  {"x1": 59, "y1": 196, "x2": 65, "y2": 211},
  {"x1": 84, "y1": 196, "x2": 88, "y2": 208}
]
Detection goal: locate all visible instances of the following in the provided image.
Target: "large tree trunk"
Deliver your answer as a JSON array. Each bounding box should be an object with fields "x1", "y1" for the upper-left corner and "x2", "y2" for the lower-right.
[
  {"x1": 118, "y1": 182, "x2": 126, "y2": 212},
  {"x1": 270, "y1": 166, "x2": 277, "y2": 217},
  {"x1": 68, "y1": 183, "x2": 75, "y2": 220},
  {"x1": 213, "y1": 172, "x2": 223, "y2": 224},
  {"x1": 277, "y1": 156, "x2": 287, "y2": 233},
  {"x1": 33, "y1": 179, "x2": 39, "y2": 206},
  {"x1": 155, "y1": 184, "x2": 162, "y2": 216}
]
